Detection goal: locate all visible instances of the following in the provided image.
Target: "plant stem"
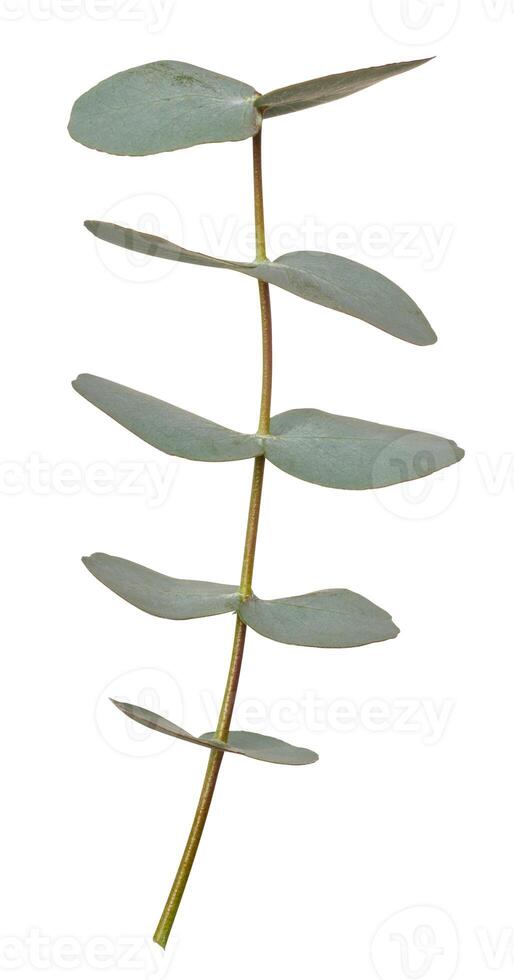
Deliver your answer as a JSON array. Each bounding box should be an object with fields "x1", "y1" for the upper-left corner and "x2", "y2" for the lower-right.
[{"x1": 153, "y1": 128, "x2": 272, "y2": 950}]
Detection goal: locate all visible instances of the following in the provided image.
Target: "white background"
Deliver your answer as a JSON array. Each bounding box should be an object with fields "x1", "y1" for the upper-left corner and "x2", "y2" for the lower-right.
[{"x1": 1, "y1": 2, "x2": 512, "y2": 978}]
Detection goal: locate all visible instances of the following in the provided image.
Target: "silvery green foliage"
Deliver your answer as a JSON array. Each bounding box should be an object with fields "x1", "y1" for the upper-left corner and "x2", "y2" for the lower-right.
[
  {"x1": 68, "y1": 61, "x2": 261, "y2": 155},
  {"x1": 69, "y1": 54, "x2": 464, "y2": 909},
  {"x1": 74, "y1": 375, "x2": 463, "y2": 490},
  {"x1": 68, "y1": 58, "x2": 430, "y2": 155},
  {"x1": 84, "y1": 221, "x2": 435, "y2": 345},
  {"x1": 83, "y1": 552, "x2": 399, "y2": 648},
  {"x1": 112, "y1": 701, "x2": 317, "y2": 765}
]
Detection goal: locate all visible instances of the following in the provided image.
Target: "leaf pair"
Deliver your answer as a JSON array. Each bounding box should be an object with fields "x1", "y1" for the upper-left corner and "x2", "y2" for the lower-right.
[
  {"x1": 68, "y1": 58, "x2": 432, "y2": 156},
  {"x1": 73, "y1": 374, "x2": 464, "y2": 491},
  {"x1": 85, "y1": 220, "x2": 435, "y2": 346},
  {"x1": 83, "y1": 552, "x2": 399, "y2": 649},
  {"x1": 112, "y1": 700, "x2": 318, "y2": 766}
]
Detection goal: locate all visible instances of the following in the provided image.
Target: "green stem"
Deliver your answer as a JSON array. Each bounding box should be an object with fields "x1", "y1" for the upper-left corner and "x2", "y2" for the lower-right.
[{"x1": 153, "y1": 128, "x2": 272, "y2": 950}]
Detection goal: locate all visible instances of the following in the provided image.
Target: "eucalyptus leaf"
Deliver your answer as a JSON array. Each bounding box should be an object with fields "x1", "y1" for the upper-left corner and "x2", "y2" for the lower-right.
[
  {"x1": 256, "y1": 58, "x2": 433, "y2": 118},
  {"x1": 252, "y1": 252, "x2": 436, "y2": 346},
  {"x1": 239, "y1": 590, "x2": 399, "y2": 648},
  {"x1": 266, "y1": 409, "x2": 464, "y2": 490},
  {"x1": 112, "y1": 701, "x2": 318, "y2": 766},
  {"x1": 84, "y1": 221, "x2": 247, "y2": 272},
  {"x1": 83, "y1": 551, "x2": 398, "y2": 650},
  {"x1": 68, "y1": 61, "x2": 261, "y2": 156},
  {"x1": 83, "y1": 553, "x2": 240, "y2": 619},
  {"x1": 84, "y1": 222, "x2": 435, "y2": 345},
  {"x1": 202, "y1": 731, "x2": 318, "y2": 765},
  {"x1": 72, "y1": 374, "x2": 261, "y2": 462}
]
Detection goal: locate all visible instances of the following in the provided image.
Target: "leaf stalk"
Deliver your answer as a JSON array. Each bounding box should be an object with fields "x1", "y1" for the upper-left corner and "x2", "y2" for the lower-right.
[{"x1": 153, "y1": 129, "x2": 272, "y2": 949}]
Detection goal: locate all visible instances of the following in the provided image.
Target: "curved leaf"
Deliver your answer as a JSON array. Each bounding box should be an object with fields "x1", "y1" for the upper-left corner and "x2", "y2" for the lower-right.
[
  {"x1": 252, "y1": 252, "x2": 436, "y2": 346},
  {"x1": 73, "y1": 377, "x2": 463, "y2": 490},
  {"x1": 83, "y1": 553, "x2": 240, "y2": 620},
  {"x1": 68, "y1": 61, "x2": 261, "y2": 156},
  {"x1": 84, "y1": 221, "x2": 247, "y2": 272},
  {"x1": 256, "y1": 58, "x2": 433, "y2": 118},
  {"x1": 85, "y1": 553, "x2": 398, "y2": 650},
  {"x1": 84, "y1": 222, "x2": 434, "y2": 345},
  {"x1": 112, "y1": 701, "x2": 318, "y2": 766},
  {"x1": 202, "y1": 731, "x2": 318, "y2": 766},
  {"x1": 72, "y1": 374, "x2": 261, "y2": 462},
  {"x1": 239, "y1": 590, "x2": 399, "y2": 648},
  {"x1": 265, "y1": 409, "x2": 464, "y2": 490}
]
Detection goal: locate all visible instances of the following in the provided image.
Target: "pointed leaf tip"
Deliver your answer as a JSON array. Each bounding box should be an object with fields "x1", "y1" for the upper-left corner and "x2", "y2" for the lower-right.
[{"x1": 256, "y1": 58, "x2": 435, "y2": 119}]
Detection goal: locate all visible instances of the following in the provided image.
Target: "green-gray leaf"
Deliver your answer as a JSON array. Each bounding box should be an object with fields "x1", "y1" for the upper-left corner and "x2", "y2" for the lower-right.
[
  {"x1": 253, "y1": 252, "x2": 436, "y2": 345},
  {"x1": 201, "y1": 731, "x2": 318, "y2": 765},
  {"x1": 255, "y1": 58, "x2": 433, "y2": 118},
  {"x1": 83, "y1": 221, "x2": 248, "y2": 272},
  {"x1": 112, "y1": 701, "x2": 317, "y2": 766},
  {"x1": 83, "y1": 553, "x2": 240, "y2": 619},
  {"x1": 266, "y1": 409, "x2": 464, "y2": 490},
  {"x1": 84, "y1": 222, "x2": 435, "y2": 345},
  {"x1": 239, "y1": 590, "x2": 399, "y2": 648},
  {"x1": 83, "y1": 552, "x2": 398, "y2": 649},
  {"x1": 68, "y1": 61, "x2": 261, "y2": 156},
  {"x1": 72, "y1": 374, "x2": 261, "y2": 462}
]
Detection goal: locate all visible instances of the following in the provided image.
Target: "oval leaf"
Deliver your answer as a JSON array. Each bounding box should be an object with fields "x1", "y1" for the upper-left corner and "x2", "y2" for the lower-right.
[
  {"x1": 239, "y1": 590, "x2": 399, "y2": 648},
  {"x1": 255, "y1": 58, "x2": 433, "y2": 118},
  {"x1": 84, "y1": 222, "x2": 434, "y2": 345},
  {"x1": 72, "y1": 374, "x2": 261, "y2": 462},
  {"x1": 83, "y1": 553, "x2": 240, "y2": 620},
  {"x1": 112, "y1": 701, "x2": 317, "y2": 766},
  {"x1": 265, "y1": 409, "x2": 464, "y2": 490},
  {"x1": 68, "y1": 61, "x2": 261, "y2": 156},
  {"x1": 253, "y1": 252, "x2": 436, "y2": 346}
]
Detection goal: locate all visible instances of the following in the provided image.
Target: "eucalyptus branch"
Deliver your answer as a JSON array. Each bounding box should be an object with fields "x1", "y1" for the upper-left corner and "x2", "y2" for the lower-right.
[
  {"x1": 69, "y1": 54, "x2": 464, "y2": 961},
  {"x1": 153, "y1": 133, "x2": 271, "y2": 947}
]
